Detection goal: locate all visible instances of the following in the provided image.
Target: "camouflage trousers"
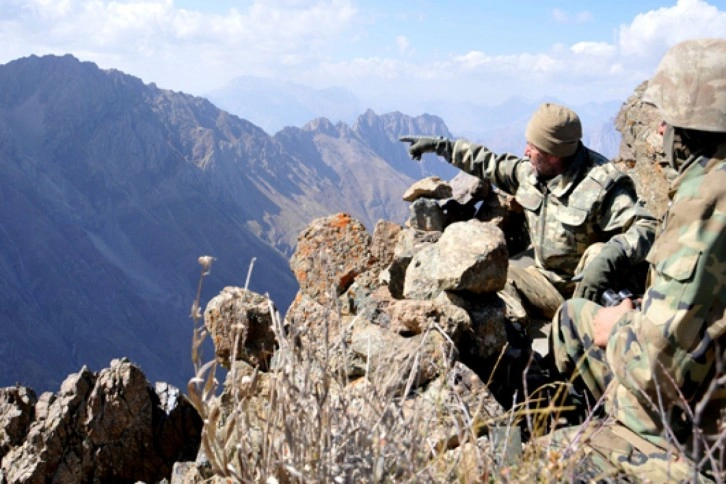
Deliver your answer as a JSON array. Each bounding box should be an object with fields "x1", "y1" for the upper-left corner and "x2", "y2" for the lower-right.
[
  {"x1": 550, "y1": 298, "x2": 611, "y2": 403},
  {"x1": 547, "y1": 298, "x2": 713, "y2": 482}
]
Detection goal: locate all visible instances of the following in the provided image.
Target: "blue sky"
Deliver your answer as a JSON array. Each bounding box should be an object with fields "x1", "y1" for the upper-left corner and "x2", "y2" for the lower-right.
[{"x1": 1, "y1": 0, "x2": 725, "y2": 109}]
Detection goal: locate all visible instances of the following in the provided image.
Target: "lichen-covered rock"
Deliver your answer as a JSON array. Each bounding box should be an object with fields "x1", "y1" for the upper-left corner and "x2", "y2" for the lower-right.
[{"x1": 290, "y1": 213, "x2": 373, "y2": 306}]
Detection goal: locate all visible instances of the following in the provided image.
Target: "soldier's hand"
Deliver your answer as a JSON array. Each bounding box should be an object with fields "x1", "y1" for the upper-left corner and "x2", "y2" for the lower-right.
[
  {"x1": 399, "y1": 135, "x2": 450, "y2": 161},
  {"x1": 573, "y1": 243, "x2": 628, "y2": 302},
  {"x1": 593, "y1": 298, "x2": 635, "y2": 347}
]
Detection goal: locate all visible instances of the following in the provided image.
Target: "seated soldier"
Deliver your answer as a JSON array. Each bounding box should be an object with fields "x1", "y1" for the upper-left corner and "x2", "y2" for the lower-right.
[{"x1": 547, "y1": 38, "x2": 726, "y2": 481}]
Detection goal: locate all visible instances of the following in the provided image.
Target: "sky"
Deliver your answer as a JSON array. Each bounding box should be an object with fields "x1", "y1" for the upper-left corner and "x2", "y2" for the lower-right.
[{"x1": 1, "y1": 0, "x2": 725, "y2": 109}]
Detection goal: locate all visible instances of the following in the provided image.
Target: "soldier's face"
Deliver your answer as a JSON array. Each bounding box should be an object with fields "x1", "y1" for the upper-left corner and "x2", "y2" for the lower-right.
[{"x1": 525, "y1": 142, "x2": 561, "y2": 180}]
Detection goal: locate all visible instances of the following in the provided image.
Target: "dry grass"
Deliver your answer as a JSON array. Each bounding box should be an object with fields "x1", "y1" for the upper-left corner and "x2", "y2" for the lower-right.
[{"x1": 185, "y1": 256, "x2": 725, "y2": 483}]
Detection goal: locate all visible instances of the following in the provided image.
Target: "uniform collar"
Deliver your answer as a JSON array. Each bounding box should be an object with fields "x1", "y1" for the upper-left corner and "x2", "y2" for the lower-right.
[{"x1": 533, "y1": 143, "x2": 586, "y2": 198}]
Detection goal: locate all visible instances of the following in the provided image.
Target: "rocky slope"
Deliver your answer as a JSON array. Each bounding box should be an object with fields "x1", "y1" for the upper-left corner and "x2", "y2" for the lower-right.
[{"x1": 0, "y1": 360, "x2": 201, "y2": 483}]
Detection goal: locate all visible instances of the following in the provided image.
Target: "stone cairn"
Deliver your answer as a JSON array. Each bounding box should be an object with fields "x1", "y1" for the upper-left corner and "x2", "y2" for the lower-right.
[{"x1": 175, "y1": 171, "x2": 550, "y2": 482}]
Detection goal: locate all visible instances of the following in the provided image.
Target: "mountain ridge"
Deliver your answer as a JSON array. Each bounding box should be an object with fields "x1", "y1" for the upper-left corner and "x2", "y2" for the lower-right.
[
  {"x1": 208, "y1": 74, "x2": 623, "y2": 158},
  {"x1": 0, "y1": 54, "x2": 456, "y2": 392}
]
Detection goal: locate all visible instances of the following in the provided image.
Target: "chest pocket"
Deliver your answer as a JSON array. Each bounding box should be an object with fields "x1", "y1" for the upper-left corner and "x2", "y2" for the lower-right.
[
  {"x1": 556, "y1": 205, "x2": 589, "y2": 226},
  {"x1": 646, "y1": 242, "x2": 700, "y2": 282},
  {"x1": 543, "y1": 173, "x2": 606, "y2": 270},
  {"x1": 515, "y1": 187, "x2": 542, "y2": 212}
]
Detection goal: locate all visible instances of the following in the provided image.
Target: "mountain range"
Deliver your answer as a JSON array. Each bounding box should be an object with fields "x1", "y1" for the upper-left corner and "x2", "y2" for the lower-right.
[
  {"x1": 207, "y1": 76, "x2": 623, "y2": 159},
  {"x1": 0, "y1": 54, "x2": 460, "y2": 392}
]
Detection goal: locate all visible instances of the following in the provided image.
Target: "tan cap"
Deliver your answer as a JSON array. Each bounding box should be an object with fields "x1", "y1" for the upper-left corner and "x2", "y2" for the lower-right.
[{"x1": 525, "y1": 103, "x2": 582, "y2": 157}]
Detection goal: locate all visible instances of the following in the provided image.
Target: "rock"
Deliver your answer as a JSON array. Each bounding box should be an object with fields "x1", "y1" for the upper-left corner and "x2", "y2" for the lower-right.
[
  {"x1": 0, "y1": 359, "x2": 202, "y2": 483},
  {"x1": 437, "y1": 292, "x2": 508, "y2": 361},
  {"x1": 0, "y1": 386, "x2": 36, "y2": 462},
  {"x1": 204, "y1": 286, "x2": 278, "y2": 369},
  {"x1": 449, "y1": 171, "x2": 491, "y2": 204},
  {"x1": 389, "y1": 298, "x2": 471, "y2": 342},
  {"x1": 369, "y1": 220, "x2": 404, "y2": 277},
  {"x1": 406, "y1": 197, "x2": 446, "y2": 231},
  {"x1": 290, "y1": 213, "x2": 373, "y2": 306},
  {"x1": 403, "y1": 220, "x2": 508, "y2": 299},
  {"x1": 384, "y1": 228, "x2": 441, "y2": 299},
  {"x1": 349, "y1": 324, "x2": 452, "y2": 396},
  {"x1": 406, "y1": 362, "x2": 503, "y2": 456},
  {"x1": 402, "y1": 176, "x2": 453, "y2": 201}
]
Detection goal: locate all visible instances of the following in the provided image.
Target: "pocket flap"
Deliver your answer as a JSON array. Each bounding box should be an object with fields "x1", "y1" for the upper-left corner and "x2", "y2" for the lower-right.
[
  {"x1": 556, "y1": 205, "x2": 589, "y2": 227},
  {"x1": 646, "y1": 245, "x2": 700, "y2": 282},
  {"x1": 515, "y1": 188, "x2": 543, "y2": 211}
]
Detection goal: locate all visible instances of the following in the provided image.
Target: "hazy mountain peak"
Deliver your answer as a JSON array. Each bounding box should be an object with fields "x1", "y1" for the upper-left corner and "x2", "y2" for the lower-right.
[{"x1": 206, "y1": 75, "x2": 364, "y2": 134}]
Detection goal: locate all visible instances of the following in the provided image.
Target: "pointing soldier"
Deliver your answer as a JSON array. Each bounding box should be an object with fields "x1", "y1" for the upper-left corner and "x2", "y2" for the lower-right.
[{"x1": 400, "y1": 103, "x2": 657, "y2": 320}]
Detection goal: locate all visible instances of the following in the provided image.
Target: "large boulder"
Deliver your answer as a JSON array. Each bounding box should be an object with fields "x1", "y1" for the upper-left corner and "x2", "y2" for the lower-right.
[
  {"x1": 289, "y1": 212, "x2": 373, "y2": 306},
  {"x1": 403, "y1": 220, "x2": 508, "y2": 299}
]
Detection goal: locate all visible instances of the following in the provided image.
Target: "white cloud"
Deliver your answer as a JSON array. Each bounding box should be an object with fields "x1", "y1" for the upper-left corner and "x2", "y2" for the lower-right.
[
  {"x1": 435, "y1": 0, "x2": 726, "y2": 103},
  {"x1": 575, "y1": 11, "x2": 594, "y2": 23},
  {"x1": 570, "y1": 41, "x2": 616, "y2": 58},
  {"x1": 0, "y1": 0, "x2": 358, "y2": 92},
  {"x1": 618, "y1": 0, "x2": 726, "y2": 59},
  {"x1": 453, "y1": 51, "x2": 491, "y2": 70},
  {"x1": 552, "y1": 8, "x2": 568, "y2": 23}
]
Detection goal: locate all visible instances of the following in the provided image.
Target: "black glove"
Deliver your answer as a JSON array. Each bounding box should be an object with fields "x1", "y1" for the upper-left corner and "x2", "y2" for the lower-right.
[
  {"x1": 399, "y1": 135, "x2": 452, "y2": 161},
  {"x1": 573, "y1": 242, "x2": 628, "y2": 302}
]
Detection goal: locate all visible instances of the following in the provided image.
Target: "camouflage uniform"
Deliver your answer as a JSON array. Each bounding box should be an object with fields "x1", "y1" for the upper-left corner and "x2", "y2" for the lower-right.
[
  {"x1": 448, "y1": 140, "x2": 656, "y2": 315},
  {"x1": 550, "y1": 39, "x2": 726, "y2": 480},
  {"x1": 550, "y1": 143, "x2": 726, "y2": 482}
]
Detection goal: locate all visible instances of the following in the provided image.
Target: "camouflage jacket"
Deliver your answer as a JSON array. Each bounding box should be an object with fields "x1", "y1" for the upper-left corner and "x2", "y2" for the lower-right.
[
  {"x1": 606, "y1": 143, "x2": 726, "y2": 446},
  {"x1": 448, "y1": 140, "x2": 656, "y2": 290}
]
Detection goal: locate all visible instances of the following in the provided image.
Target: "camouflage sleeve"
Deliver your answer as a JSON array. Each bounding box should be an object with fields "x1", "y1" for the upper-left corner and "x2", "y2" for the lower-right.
[
  {"x1": 605, "y1": 159, "x2": 726, "y2": 413},
  {"x1": 598, "y1": 179, "x2": 657, "y2": 264},
  {"x1": 449, "y1": 139, "x2": 524, "y2": 195}
]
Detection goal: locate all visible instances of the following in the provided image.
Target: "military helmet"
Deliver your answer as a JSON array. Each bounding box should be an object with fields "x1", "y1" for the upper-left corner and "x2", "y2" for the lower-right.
[{"x1": 644, "y1": 38, "x2": 726, "y2": 132}]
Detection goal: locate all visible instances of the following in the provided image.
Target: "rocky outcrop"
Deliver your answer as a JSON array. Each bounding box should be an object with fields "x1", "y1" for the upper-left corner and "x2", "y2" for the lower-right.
[
  {"x1": 613, "y1": 80, "x2": 671, "y2": 219},
  {"x1": 0, "y1": 359, "x2": 202, "y2": 483}
]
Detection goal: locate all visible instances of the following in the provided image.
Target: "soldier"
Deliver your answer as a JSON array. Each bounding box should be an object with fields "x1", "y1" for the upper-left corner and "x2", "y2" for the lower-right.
[
  {"x1": 400, "y1": 103, "x2": 656, "y2": 320},
  {"x1": 549, "y1": 38, "x2": 726, "y2": 481}
]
